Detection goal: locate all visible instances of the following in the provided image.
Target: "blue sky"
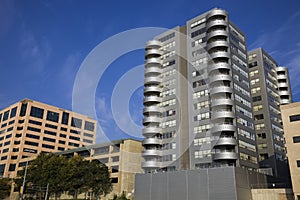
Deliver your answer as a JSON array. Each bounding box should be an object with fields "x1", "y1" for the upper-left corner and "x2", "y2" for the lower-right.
[{"x1": 1, "y1": 0, "x2": 300, "y2": 143}]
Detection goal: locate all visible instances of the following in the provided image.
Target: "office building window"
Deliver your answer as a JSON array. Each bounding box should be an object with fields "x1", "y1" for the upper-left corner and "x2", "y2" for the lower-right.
[
  {"x1": 84, "y1": 132, "x2": 94, "y2": 138},
  {"x1": 3, "y1": 110, "x2": 9, "y2": 121},
  {"x1": 293, "y1": 136, "x2": 300, "y2": 143},
  {"x1": 290, "y1": 114, "x2": 300, "y2": 122},
  {"x1": 29, "y1": 119, "x2": 42, "y2": 126},
  {"x1": 45, "y1": 123, "x2": 57, "y2": 129},
  {"x1": 297, "y1": 160, "x2": 300, "y2": 167},
  {"x1": 71, "y1": 117, "x2": 82, "y2": 128},
  {"x1": 44, "y1": 130, "x2": 56, "y2": 136},
  {"x1": 46, "y1": 111, "x2": 59, "y2": 122},
  {"x1": 20, "y1": 103, "x2": 27, "y2": 116},
  {"x1": 8, "y1": 164, "x2": 16, "y2": 172},
  {"x1": 10, "y1": 107, "x2": 17, "y2": 118},
  {"x1": 26, "y1": 133, "x2": 40, "y2": 140},
  {"x1": 43, "y1": 137, "x2": 55, "y2": 143},
  {"x1": 112, "y1": 156, "x2": 119, "y2": 162},
  {"x1": 42, "y1": 144, "x2": 54, "y2": 149},
  {"x1": 25, "y1": 141, "x2": 39, "y2": 147},
  {"x1": 62, "y1": 112, "x2": 69, "y2": 125},
  {"x1": 27, "y1": 126, "x2": 41, "y2": 133},
  {"x1": 30, "y1": 106, "x2": 44, "y2": 119},
  {"x1": 84, "y1": 121, "x2": 95, "y2": 132}
]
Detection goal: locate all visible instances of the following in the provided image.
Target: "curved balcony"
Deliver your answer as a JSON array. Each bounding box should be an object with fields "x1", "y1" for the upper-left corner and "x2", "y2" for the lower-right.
[
  {"x1": 143, "y1": 116, "x2": 161, "y2": 124},
  {"x1": 145, "y1": 49, "x2": 162, "y2": 57},
  {"x1": 277, "y1": 82, "x2": 289, "y2": 88},
  {"x1": 280, "y1": 99, "x2": 291, "y2": 105},
  {"x1": 142, "y1": 138, "x2": 162, "y2": 145},
  {"x1": 144, "y1": 86, "x2": 161, "y2": 95},
  {"x1": 144, "y1": 66, "x2": 162, "y2": 75},
  {"x1": 206, "y1": 9, "x2": 227, "y2": 20},
  {"x1": 206, "y1": 20, "x2": 227, "y2": 31},
  {"x1": 277, "y1": 74, "x2": 287, "y2": 80},
  {"x1": 143, "y1": 106, "x2": 161, "y2": 114},
  {"x1": 209, "y1": 74, "x2": 232, "y2": 84},
  {"x1": 142, "y1": 149, "x2": 162, "y2": 157},
  {"x1": 213, "y1": 151, "x2": 237, "y2": 160},
  {"x1": 278, "y1": 90, "x2": 290, "y2": 96},
  {"x1": 145, "y1": 57, "x2": 163, "y2": 67},
  {"x1": 210, "y1": 86, "x2": 233, "y2": 95},
  {"x1": 207, "y1": 63, "x2": 230, "y2": 73},
  {"x1": 210, "y1": 124, "x2": 235, "y2": 134},
  {"x1": 214, "y1": 137, "x2": 237, "y2": 146},
  {"x1": 142, "y1": 127, "x2": 161, "y2": 136},
  {"x1": 211, "y1": 111, "x2": 234, "y2": 120},
  {"x1": 211, "y1": 99, "x2": 234, "y2": 107},
  {"x1": 209, "y1": 51, "x2": 230, "y2": 60},
  {"x1": 207, "y1": 40, "x2": 229, "y2": 51},
  {"x1": 142, "y1": 161, "x2": 161, "y2": 168},
  {"x1": 143, "y1": 96, "x2": 162, "y2": 105},
  {"x1": 144, "y1": 76, "x2": 162, "y2": 85},
  {"x1": 146, "y1": 40, "x2": 162, "y2": 49},
  {"x1": 207, "y1": 30, "x2": 228, "y2": 41},
  {"x1": 276, "y1": 66, "x2": 287, "y2": 72}
]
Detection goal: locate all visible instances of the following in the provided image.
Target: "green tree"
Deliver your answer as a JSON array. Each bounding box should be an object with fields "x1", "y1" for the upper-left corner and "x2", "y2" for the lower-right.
[
  {"x1": 86, "y1": 160, "x2": 112, "y2": 198},
  {"x1": 0, "y1": 178, "x2": 11, "y2": 199}
]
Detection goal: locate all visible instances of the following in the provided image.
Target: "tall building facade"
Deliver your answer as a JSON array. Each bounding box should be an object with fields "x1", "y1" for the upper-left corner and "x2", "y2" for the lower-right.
[
  {"x1": 281, "y1": 102, "x2": 300, "y2": 200},
  {"x1": 0, "y1": 99, "x2": 96, "y2": 178},
  {"x1": 248, "y1": 48, "x2": 292, "y2": 176},
  {"x1": 142, "y1": 8, "x2": 258, "y2": 173}
]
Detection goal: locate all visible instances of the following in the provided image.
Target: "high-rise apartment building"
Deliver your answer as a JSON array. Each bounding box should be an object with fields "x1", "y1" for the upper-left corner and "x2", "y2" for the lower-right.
[
  {"x1": 248, "y1": 48, "x2": 292, "y2": 177},
  {"x1": 142, "y1": 8, "x2": 258, "y2": 173},
  {"x1": 0, "y1": 99, "x2": 96, "y2": 178},
  {"x1": 281, "y1": 102, "x2": 300, "y2": 200}
]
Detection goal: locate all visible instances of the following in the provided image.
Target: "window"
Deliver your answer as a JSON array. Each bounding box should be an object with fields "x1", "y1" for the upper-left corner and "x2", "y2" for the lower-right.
[
  {"x1": 112, "y1": 156, "x2": 119, "y2": 162},
  {"x1": 293, "y1": 136, "x2": 300, "y2": 143},
  {"x1": 58, "y1": 147, "x2": 65, "y2": 151},
  {"x1": 84, "y1": 121, "x2": 95, "y2": 131},
  {"x1": 27, "y1": 126, "x2": 41, "y2": 133},
  {"x1": 84, "y1": 132, "x2": 94, "y2": 138},
  {"x1": 26, "y1": 133, "x2": 40, "y2": 140},
  {"x1": 94, "y1": 147, "x2": 109, "y2": 155},
  {"x1": 25, "y1": 141, "x2": 39, "y2": 147},
  {"x1": 2, "y1": 148, "x2": 9, "y2": 153},
  {"x1": 252, "y1": 96, "x2": 262, "y2": 102},
  {"x1": 45, "y1": 123, "x2": 57, "y2": 129},
  {"x1": 61, "y1": 127, "x2": 67, "y2": 131},
  {"x1": 46, "y1": 111, "x2": 59, "y2": 122},
  {"x1": 68, "y1": 142, "x2": 79, "y2": 147},
  {"x1": 98, "y1": 158, "x2": 109, "y2": 163},
  {"x1": 62, "y1": 112, "x2": 69, "y2": 125},
  {"x1": 29, "y1": 119, "x2": 42, "y2": 126},
  {"x1": 44, "y1": 130, "x2": 56, "y2": 136},
  {"x1": 249, "y1": 61, "x2": 258, "y2": 68},
  {"x1": 191, "y1": 27, "x2": 206, "y2": 38},
  {"x1": 257, "y1": 133, "x2": 266, "y2": 139},
  {"x1": 254, "y1": 114, "x2": 264, "y2": 120},
  {"x1": 69, "y1": 136, "x2": 80, "y2": 141},
  {"x1": 59, "y1": 140, "x2": 65, "y2": 144},
  {"x1": 11, "y1": 156, "x2": 18, "y2": 160},
  {"x1": 60, "y1": 133, "x2": 66, "y2": 138},
  {"x1": 297, "y1": 160, "x2": 300, "y2": 167},
  {"x1": 290, "y1": 114, "x2": 300, "y2": 122},
  {"x1": 70, "y1": 129, "x2": 80, "y2": 134},
  {"x1": 71, "y1": 117, "x2": 82, "y2": 128},
  {"x1": 43, "y1": 137, "x2": 55, "y2": 143},
  {"x1": 83, "y1": 139, "x2": 93, "y2": 144},
  {"x1": 42, "y1": 144, "x2": 54, "y2": 149},
  {"x1": 8, "y1": 164, "x2": 16, "y2": 171},
  {"x1": 30, "y1": 106, "x2": 44, "y2": 119},
  {"x1": 20, "y1": 103, "x2": 27, "y2": 116},
  {"x1": 10, "y1": 107, "x2": 17, "y2": 118},
  {"x1": 159, "y1": 32, "x2": 175, "y2": 42},
  {"x1": 3, "y1": 110, "x2": 9, "y2": 121}
]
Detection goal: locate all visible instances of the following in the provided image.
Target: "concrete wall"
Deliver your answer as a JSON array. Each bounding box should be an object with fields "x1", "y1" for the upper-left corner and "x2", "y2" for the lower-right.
[{"x1": 251, "y1": 189, "x2": 294, "y2": 200}]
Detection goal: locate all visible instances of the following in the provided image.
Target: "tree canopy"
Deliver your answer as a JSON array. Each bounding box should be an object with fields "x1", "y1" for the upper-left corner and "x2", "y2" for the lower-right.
[
  {"x1": 0, "y1": 178, "x2": 11, "y2": 199},
  {"x1": 15, "y1": 153, "x2": 112, "y2": 200}
]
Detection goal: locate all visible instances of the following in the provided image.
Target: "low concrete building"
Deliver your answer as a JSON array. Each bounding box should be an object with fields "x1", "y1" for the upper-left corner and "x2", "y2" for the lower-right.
[
  {"x1": 57, "y1": 139, "x2": 143, "y2": 199},
  {"x1": 281, "y1": 102, "x2": 300, "y2": 199}
]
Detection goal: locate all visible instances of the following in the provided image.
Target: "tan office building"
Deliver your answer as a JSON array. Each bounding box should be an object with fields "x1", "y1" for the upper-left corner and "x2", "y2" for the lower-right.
[
  {"x1": 281, "y1": 102, "x2": 300, "y2": 199},
  {"x1": 57, "y1": 139, "x2": 143, "y2": 199},
  {"x1": 0, "y1": 99, "x2": 96, "y2": 178}
]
